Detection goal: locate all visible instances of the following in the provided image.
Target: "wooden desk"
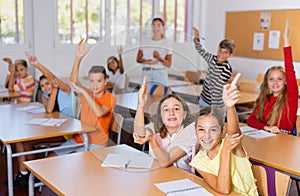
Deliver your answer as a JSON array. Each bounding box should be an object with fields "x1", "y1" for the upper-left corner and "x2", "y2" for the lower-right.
[
  {"x1": 0, "y1": 89, "x2": 20, "y2": 103},
  {"x1": 171, "y1": 85, "x2": 258, "y2": 105},
  {"x1": 242, "y1": 134, "x2": 300, "y2": 178},
  {"x1": 24, "y1": 145, "x2": 238, "y2": 196},
  {"x1": 0, "y1": 104, "x2": 95, "y2": 196},
  {"x1": 115, "y1": 92, "x2": 200, "y2": 117}
]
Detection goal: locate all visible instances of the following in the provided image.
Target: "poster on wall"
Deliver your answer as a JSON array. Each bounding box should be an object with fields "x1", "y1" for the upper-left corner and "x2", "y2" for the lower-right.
[
  {"x1": 268, "y1": 30, "x2": 280, "y2": 49},
  {"x1": 253, "y1": 33, "x2": 264, "y2": 51},
  {"x1": 260, "y1": 11, "x2": 271, "y2": 30}
]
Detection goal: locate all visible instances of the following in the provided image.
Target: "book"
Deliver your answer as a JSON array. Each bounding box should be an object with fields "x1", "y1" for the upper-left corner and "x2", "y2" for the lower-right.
[
  {"x1": 26, "y1": 118, "x2": 67, "y2": 126},
  {"x1": 240, "y1": 126, "x2": 276, "y2": 138},
  {"x1": 155, "y1": 178, "x2": 213, "y2": 196}
]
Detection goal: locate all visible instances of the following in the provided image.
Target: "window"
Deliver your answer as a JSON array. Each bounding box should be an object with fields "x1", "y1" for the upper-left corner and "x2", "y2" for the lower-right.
[
  {"x1": 57, "y1": 0, "x2": 193, "y2": 44},
  {"x1": 0, "y1": 0, "x2": 24, "y2": 44}
]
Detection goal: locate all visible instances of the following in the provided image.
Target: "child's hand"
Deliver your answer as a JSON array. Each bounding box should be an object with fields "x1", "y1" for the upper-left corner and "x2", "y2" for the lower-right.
[
  {"x1": 193, "y1": 27, "x2": 200, "y2": 41},
  {"x1": 223, "y1": 133, "x2": 243, "y2": 152},
  {"x1": 71, "y1": 82, "x2": 85, "y2": 94},
  {"x1": 138, "y1": 76, "x2": 148, "y2": 108},
  {"x1": 223, "y1": 73, "x2": 241, "y2": 107},
  {"x1": 263, "y1": 126, "x2": 281, "y2": 134},
  {"x1": 50, "y1": 77, "x2": 60, "y2": 89},
  {"x1": 76, "y1": 38, "x2": 91, "y2": 59},
  {"x1": 3, "y1": 58, "x2": 13, "y2": 65},
  {"x1": 284, "y1": 18, "x2": 290, "y2": 47},
  {"x1": 25, "y1": 52, "x2": 40, "y2": 67},
  {"x1": 118, "y1": 45, "x2": 122, "y2": 55},
  {"x1": 8, "y1": 63, "x2": 15, "y2": 74},
  {"x1": 133, "y1": 129, "x2": 153, "y2": 144}
]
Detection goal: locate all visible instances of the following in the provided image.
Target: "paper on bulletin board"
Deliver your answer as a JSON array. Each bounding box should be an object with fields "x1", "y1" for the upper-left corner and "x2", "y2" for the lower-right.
[
  {"x1": 253, "y1": 33, "x2": 264, "y2": 51},
  {"x1": 268, "y1": 30, "x2": 280, "y2": 49},
  {"x1": 260, "y1": 11, "x2": 271, "y2": 30}
]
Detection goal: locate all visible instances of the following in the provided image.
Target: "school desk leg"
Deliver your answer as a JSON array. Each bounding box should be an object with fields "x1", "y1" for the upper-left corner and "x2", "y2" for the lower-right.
[
  {"x1": 6, "y1": 144, "x2": 13, "y2": 196},
  {"x1": 28, "y1": 173, "x2": 35, "y2": 196},
  {"x1": 82, "y1": 133, "x2": 89, "y2": 151}
]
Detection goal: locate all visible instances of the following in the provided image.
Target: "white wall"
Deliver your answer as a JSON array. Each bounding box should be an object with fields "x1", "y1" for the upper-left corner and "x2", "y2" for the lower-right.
[{"x1": 202, "y1": 0, "x2": 300, "y2": 80}]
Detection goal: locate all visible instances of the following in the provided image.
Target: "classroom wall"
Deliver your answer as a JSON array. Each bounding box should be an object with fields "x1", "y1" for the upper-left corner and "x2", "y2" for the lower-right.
[
  {"x1": 1, "y1": 0, "x2": 300, "y2": 85},
  {"x1": 201, "y1": 0, "x2": 300, "y2": 80}
]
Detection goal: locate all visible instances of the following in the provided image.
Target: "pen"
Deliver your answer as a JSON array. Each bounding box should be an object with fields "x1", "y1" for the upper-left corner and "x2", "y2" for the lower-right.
[{"x1": 125, "y1": 160, "x2": 131, "y2": 169}]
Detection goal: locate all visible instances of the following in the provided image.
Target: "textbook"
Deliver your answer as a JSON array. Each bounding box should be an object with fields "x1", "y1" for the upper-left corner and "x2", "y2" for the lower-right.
[
  {"x1": 155, "y1": 178, "x2": 213, "y2": 196},
  {"x1": 240, "y1": 126, "x2": 276, "y2": 138},
  {"x1": 26, "y1": 118, "x2": 67, "y2": 126}
]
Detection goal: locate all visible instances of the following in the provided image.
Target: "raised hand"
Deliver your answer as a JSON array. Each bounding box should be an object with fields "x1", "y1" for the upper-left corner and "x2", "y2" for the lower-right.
[
  {"x1": 3, "y1": 58, "x2": 13, "y2": 65},
  {"x1": 223, "y1": 73, "x2": 241, "y2": 107},
  {"x1": 118, "y1": 45, "x2": 122, "y2": 55},
  {"x1": 76, "y1": 38, "x2": 91, "y2": 59},
  {"x1": 193, "y1": 27, "x2": 200, "y2": 41},
  {"x1": 284, "y1": 18, "x2": 290, "y2": 47},
  {"x1": 138, "y1": 76, "x2": 149, "y2": 108},
  {"x1": 25, "y1": 52, "x2": 40, "y2": 67}
]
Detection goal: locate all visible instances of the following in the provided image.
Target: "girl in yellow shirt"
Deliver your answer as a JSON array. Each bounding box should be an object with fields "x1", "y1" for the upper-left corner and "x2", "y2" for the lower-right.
[{"x1": 190, "y1": 73, "x2": 258, "y2": 196}]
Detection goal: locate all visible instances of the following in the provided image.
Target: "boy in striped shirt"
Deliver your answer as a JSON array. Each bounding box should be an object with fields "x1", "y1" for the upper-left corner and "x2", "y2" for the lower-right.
[{"x1": 193, "y1": 27, "x2": 235, "y2": 117}]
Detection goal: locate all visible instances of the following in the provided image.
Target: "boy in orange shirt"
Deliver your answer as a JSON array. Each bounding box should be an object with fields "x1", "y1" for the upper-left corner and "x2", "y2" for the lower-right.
[
  {"x1": 3, "y1": 58, "x2": 35, "y2": 103},
  {"x1": 50, "y1": 38, "x2": 117, "y2": 156}
]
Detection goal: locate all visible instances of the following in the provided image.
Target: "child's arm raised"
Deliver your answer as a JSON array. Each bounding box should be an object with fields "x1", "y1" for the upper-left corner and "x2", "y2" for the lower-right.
[
  {"x1": 118, "y1": 46, "x2": 124, "y2": 74},
  {"x1": 222, "y1": 73, "x2": 245, "y2": 156},
  {"x1": 133, "y1": 76, "x2": 148, "y2": 138},
  {"x1": 70, "y1": 38, "x2": 90, "y2": 87},
  {"x1": 71, "y1": 82, "x2": 110, "y2": 117},
  {"x1": 26, "y1": 52, "x2": 71, "y2": 95}
]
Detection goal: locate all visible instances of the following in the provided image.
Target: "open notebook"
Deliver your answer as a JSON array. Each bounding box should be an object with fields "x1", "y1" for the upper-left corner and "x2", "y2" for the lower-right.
[
  {"x1": 240, "y1": 126, "x2": 276, "y2": 138},
  {"x1": 155, "y1": 178, "x2": 213, "y2": 196},
  {"x1": 101, "y1": 144, "x2": 154, "y2": 169}
]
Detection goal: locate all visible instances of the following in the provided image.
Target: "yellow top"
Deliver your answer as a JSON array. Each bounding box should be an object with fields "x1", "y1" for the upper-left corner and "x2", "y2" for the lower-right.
[{"x1": 190, "y1": 141, "x2": 258, "y2": 196}]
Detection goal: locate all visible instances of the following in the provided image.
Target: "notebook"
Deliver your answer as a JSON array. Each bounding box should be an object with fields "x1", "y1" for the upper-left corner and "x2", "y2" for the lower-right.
[
  {"x1": 26, "y1": 118, "x2": 67, "y2": 126},
  {"x1": 240, "y1": 126, "x2": 276, "y2": 138},
  {"x1": 155, "y1": 178, "x2": 213, "y2": 196}
]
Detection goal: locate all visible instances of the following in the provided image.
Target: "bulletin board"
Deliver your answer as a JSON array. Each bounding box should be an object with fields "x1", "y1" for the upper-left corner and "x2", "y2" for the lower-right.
[{"x1": 225, "y1": 10, "x2": 300, "y2": 61}]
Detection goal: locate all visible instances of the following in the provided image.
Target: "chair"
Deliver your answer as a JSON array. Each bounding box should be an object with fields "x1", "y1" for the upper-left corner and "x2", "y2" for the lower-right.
[
  {"x1": 252, "y1": 165, "x2": 291, "y2": 196},
  {"x1": 108, "y1": 112, "x2": 124, "y2": 146},
  {"x1": 256, "y1": 73, "x2": 265, "y2": 84},
  {"x1": 184, "y1": 70, "x2": 206, "y2": 84},
  {"x1": 236, "y1": 81, "x2": 260, "y2": 123}
]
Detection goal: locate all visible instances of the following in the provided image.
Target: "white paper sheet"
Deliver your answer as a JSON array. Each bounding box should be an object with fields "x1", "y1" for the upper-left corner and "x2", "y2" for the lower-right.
[
  {"x1": 155, "y1": 178, "x2": 212, "y2": 196},
  {"x1": 101, "y1": 153, "x2": 154, "y2": 169},
  {"x1": 27, "y1": 118, "x2": 67, "y2": 126}
]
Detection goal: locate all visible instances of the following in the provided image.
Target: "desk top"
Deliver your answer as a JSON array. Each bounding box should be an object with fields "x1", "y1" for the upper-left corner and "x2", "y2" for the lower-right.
[
  {"x1": 24, "y1": 145, "x2": 238, "y2": 196},
  {"x1": 242, "y1": 134, "x2": 300, "y2": 177},
  {"x1": 115, "y1": 92, "x2": 200, "y2": 116},
  {"x1": 0, "y1": 104, "x2": 95, "y2": 144},
  {"x1": 0, "y1": 89, "x2": 20, "y2": 99}
]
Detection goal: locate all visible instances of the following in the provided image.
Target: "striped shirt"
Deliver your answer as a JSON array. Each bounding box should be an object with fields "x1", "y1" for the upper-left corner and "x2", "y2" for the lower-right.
[
  {"x1": 194, "y1": 40, "x2": 232, "y2": 107},
  {"x1": 14, "y1": 75, "x2": 35, "y2": 103}
]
